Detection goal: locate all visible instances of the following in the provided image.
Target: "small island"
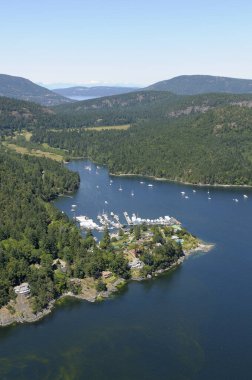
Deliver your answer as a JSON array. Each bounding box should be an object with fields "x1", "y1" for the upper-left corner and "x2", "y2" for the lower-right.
[{"x1": 0, "y1": 221, "x2": 212, "y2": 327}]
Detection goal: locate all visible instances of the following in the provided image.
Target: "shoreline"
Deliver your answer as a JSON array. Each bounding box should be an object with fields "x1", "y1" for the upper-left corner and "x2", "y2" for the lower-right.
[
  {"x1": 0, "y1": 242, "x2": 213, "y2": 328},
  {"x1": 110, "y1": 172, "x2": 252, "y2": 189},
  {"x1": 64, "y1": 156, "x2": 252, "y2": 189}
]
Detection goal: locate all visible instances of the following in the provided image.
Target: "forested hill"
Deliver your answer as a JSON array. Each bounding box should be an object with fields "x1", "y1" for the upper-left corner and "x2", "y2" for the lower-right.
[
  {"x1": 146, "y1": 75, "x2": 252, "y2": 95},
  {"x1": 0, "y1": 74, "x2": 72, "y2": 106},
  {"x1": 3, "y1": 92, "x2": 252, "y2": 135},
  {"x1": 0, "y1": 97, "x2": 56, "y2": 134},
  {"x1": 53, "y1": 86, "x2": 139, "y2": 98},
  {"x1": 32, "y1": 105, "x2": 252, "y2": 186},
  {"x1": 52, "y1": 90, "x2": 252, "y2": 127}
]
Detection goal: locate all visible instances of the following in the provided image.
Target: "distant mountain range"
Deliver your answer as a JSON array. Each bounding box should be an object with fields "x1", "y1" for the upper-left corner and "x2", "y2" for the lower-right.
[
  {"x1": 146, "y1": 75, "x2": 252, "y2": 94},
  {"x1": 0, "y1": 74, "x2": 72, "y2": 106},
  {"x1": 1, "y1": 74, "x2": 252, "y2": 108},
  {"x1": 52, "y1": 86, "x2": 139, "y2": 98}
]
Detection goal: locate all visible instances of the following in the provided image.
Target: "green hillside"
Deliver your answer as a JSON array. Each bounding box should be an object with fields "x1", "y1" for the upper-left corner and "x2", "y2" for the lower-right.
[
  {"x1": 0, "y1": 97, "x2": 57, "y2": 135},
  {"x1": 32, "y1": 105, "x2": 252, "y2": 185},
  {"x1": 1, "y1": 92, "x2": 252, "y2": 186},
  {"x1": 52, "y1": 90, "x2": 252, "y2": 127}
]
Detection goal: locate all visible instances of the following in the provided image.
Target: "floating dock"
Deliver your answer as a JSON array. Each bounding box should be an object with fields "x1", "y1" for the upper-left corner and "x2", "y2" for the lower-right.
[
  {"x1": 76, "y1": 210, "x2": 180, "y2": 231},
  {"x1": 123, "y1": 212, "x2": 180, "y2": 226}
]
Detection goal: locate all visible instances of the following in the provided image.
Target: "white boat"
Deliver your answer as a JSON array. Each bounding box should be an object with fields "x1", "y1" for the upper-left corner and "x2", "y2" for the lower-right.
[
  {"x1": 181, "y1": 191, "x2": 185, "y2": 195},
  {"x1": 140, "y1": 181, "x2": 145, "y2": 184},
  {"x1": 131, "y1": 190, "x2": 134, "y2": 196},
  {"x1": 96, "y1": 185, "x2": 99, "y2": 189},
  {"x1": 84, "y1": 165, "x2": 91, "y2": 171},
  {"x1": 148, "y1": 184, "x2": 153, "y2": 187},
  {"x1": 208, "y1": 197, "x2": 211, "y2": 200},
  {"x1": 193, "y1": 190, "x2": 196, "y2": 193},
  {"x1": 119, "y1": 185, "x2": 123, "y2": 191},
  {"x1": 185, "y1": 196, "x2": 189, "y2": 199},
  {"x1": 105, "y1": 200, "x2": 108, "y2": 204},
  {"x1": 243, "y1": 194, "x2": 248, "y2": 199},
  {"x1": 233, "y1": 198, "x2": 239, "y2": 202}
]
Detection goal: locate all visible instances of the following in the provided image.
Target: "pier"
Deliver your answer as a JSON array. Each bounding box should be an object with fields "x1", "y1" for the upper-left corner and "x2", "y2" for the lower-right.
[{"x1": 76, "y1": 211, "x2": 180, "y2": 231}]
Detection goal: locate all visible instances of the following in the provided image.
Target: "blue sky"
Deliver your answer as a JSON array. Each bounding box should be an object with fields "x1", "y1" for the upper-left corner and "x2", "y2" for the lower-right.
[{"x1": 1, "y1": 0, "x2": 251, "y2": 86}]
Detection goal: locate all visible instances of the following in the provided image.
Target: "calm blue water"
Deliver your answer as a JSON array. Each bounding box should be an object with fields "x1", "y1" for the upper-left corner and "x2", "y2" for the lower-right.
[
  {"x1": 67, "y1": 95, "x2": 99, "y2": 101},
  {"x1": 0, "y1": 160, "x2": 252, "y2": 380}
]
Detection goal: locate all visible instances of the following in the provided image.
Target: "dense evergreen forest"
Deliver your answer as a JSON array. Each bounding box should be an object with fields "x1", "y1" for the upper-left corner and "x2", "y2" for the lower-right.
[
  {"x1": 52, "y1": 90, "x2": 252, "y2": 127},
  {"x1": 1, "y1": 93, "x2": 252, "y2": 186},
  {"x1": 32, "y1": 106, "x2": 252, "y2": 185},
  {"x1": 1, "y1": 91, "x2": 252, "y2": 133}
]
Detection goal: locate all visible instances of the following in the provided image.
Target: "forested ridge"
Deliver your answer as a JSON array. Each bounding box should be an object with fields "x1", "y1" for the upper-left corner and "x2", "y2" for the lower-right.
[
  {"x1": 1, "y1": 91, "x2": 252, "y2": 133},
  {"x1": 52, "y1": 90, "x2": 252, "y2": 127},
  {"x1": 1, "y1": 94, "x2": 252, "y2": 186},
  {"x1": 32, "y1": 106, "x2": 252, "y2": 185}
]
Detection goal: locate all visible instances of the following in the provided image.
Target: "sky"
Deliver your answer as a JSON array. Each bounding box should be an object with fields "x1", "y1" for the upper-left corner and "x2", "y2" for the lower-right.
[{"x1": 0, "y1": 0, "x2": 252, "y2": 87}]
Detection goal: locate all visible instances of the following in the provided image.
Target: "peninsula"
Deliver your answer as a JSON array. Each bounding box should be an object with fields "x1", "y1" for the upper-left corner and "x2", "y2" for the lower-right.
[{"x1": 0, "y1": 216, "x2": 212, "y2": 327}]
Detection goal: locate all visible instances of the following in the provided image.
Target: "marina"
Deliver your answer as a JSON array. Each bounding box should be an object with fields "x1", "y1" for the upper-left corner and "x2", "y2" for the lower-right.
[{"x1": 76, "y1": 211, "x2": 180, "y2": 231}]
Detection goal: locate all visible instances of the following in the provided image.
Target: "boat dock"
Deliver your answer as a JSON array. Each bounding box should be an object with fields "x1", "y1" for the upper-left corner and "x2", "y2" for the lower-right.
[
  {"x1": 76, "y1": 210, "x2": 180, "y2": 231},
  {"x1": 123, "y1": 212, "x2": 180, "y2": 226}
]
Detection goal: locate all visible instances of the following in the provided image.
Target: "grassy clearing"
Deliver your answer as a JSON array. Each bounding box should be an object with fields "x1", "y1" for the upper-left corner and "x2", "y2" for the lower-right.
[
  {"x1": 46, "y1": 124, "x2": 131, "y2": 133},
  {"x1": 22, "y1": 131, "x2": 33, "y2": 141},
  {"x1": 84, "y1": 124, "x2": 131, "y2": 131},
  {"x1": 3, "y1": 143, "x2": 65, "y2": 162},
  {"x1": 12, "y1": 130, "x2": 33, "y2": 141}
]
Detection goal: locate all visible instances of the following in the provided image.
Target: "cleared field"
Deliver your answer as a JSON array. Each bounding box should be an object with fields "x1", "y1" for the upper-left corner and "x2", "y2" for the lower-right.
[
  {"x1": 4, "y1": 143, "x2": 64, "y2": 162},
  {"x1": 13, "y1": 131, "x2": 33, "y2": 141},
  {"x1": 47, "y1": 124, "x2": 131, "y2": 133},
  {"x1": 23, "y1": 131, "x2": 33, "y2": 141},
  {"x1": 84, "y1": 124, "x2": 131, "y2": 131}
]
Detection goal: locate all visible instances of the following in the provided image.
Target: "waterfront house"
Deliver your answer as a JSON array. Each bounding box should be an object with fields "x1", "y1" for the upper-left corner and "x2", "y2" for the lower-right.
[
  {"x1": 128, "y1": 258, "x2": 144, "y2": 269},
  {"x1": 102, "y1": 271, "x2": 112, "y2": 279},
  {"x1": 14, "y1": 283, "x2": 30, "y2": 296}
]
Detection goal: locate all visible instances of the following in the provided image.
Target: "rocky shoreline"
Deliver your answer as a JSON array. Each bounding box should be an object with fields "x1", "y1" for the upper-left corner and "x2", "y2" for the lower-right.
[{"x1": 0, "y1": 242, "x2": 213, "y2": 327}]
